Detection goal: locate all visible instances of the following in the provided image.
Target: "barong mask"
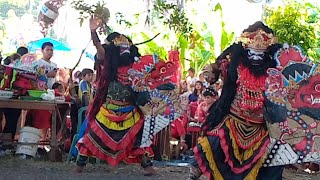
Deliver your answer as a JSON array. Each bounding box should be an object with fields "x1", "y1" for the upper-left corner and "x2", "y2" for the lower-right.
[{"x1": 129, "y1": 55, "x2": 177, "y2": 91}]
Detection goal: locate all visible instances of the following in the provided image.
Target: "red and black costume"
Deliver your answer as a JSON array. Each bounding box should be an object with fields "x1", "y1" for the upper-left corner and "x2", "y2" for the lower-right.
[
  {"x1": 76, "y1": 32, "x2": 154, "y2": 167},
  {"x1": 189, "y1": 22, "x2": 284, "y2": 180}
]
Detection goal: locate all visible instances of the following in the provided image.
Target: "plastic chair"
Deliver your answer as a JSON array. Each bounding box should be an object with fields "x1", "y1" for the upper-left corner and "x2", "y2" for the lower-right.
[
  {"x1": 66, "y1": 106, "x2": 87, "y2": 162},
  {"x1": 66, "y1": 106, "x2": 100, "y2": 164}
]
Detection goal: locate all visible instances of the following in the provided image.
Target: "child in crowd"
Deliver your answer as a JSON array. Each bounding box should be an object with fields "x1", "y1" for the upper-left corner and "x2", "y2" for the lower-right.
[
  {"x1": 179, "y1": 80, "x2": 192, "y2": 111},
  {"x1": 78, "y1": 68, "x2": 94, "y2": 107},
  {"x1": 52, "y1": 82, "x2": 71, "y2": 102},
  {"x1": 195, "y1": 87, "x2": 218, "y2": 123},
  {"x1": 199, "y1": 72, "x2": 210, "y2": 88},
  {"x1": 8, "y1": 53, "x2": 21, "y2": 67}
]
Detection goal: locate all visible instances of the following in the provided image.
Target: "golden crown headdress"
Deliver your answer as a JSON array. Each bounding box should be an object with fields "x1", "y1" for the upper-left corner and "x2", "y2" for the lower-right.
[{"x1": 237, "y1": 28, "x2": 278, "y2": 51}]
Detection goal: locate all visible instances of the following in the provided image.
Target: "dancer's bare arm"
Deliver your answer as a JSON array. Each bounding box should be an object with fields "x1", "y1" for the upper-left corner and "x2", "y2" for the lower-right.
[{"x1": 90, "y1": 15, "x2": 105, "y2": 60}]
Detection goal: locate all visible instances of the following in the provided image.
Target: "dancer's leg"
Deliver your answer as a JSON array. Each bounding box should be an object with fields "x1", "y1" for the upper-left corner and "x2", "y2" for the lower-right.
[
  {"x1": 75, "y1": 155, "x2": 88, "y2": 173},
  {"x1": 257, "y1": 166, "x2": 284, "y2": 180},
  {"x1": 188, "y1": 157, "x2": 202, "y2": 180},
  {"x1": 141, "y1": 154, "x2": 157, "y2": 175}
]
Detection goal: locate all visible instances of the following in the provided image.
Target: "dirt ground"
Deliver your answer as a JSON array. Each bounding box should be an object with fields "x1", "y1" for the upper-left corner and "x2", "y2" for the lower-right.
[{"x1": 0, "y1": 156, "x2": 319, "y2": 180}]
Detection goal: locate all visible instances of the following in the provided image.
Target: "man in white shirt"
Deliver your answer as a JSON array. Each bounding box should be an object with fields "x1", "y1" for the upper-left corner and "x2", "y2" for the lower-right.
[{"x1": 33, "y1": 42, "x2": 57, "y2": 89}]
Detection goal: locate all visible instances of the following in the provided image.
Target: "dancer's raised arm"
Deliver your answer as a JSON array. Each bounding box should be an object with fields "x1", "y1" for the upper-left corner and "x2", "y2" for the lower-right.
[{"x1": 89, "y1": 15, "x2": 105, "y2": 60}]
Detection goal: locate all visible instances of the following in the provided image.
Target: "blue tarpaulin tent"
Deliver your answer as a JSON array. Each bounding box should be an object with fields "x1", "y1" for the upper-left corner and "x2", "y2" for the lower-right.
[{"x1": 27, "y1": 37, "x2": 71, "y2": 52}]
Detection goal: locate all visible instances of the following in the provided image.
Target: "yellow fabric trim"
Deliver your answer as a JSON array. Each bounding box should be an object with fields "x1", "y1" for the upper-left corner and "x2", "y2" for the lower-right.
[
  {"x1": 100, "y1": 106, "x2": 134, "y2": 120},
  {"x1": 226, "y1": 119, "x2": 243, "y2": 164},
  {"x1": 95, "y1": 110, "x2": 140, "y2": 131},
  {"x1": 198, "y1": 137, "x2": 224, "y2": 180},
  {"x1": 243, "y1": 133, "x2": 268, "y2": 161},
  {"x1": 244, "y1": 153, "x2": 267, "y2": 180},
  {"x1": 226, "y1": 119, "x2": 268, "y2": 164}
]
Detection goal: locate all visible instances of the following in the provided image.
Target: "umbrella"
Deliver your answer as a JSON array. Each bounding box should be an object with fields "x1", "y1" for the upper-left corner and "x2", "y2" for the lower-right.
[{"x1": 27, "y1": 37, "x2": 72, "y2": 51}]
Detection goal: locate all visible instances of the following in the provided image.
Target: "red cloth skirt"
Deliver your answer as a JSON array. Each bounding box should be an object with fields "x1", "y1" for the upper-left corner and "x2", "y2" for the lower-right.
[{"x1": 28, "y1": 110, "x2": 51, "y2": 129}]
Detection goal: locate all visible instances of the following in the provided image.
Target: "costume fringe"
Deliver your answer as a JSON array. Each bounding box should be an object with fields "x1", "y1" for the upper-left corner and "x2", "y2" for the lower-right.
[
  {"x1": 96, "y1": 110, "x2": 140, "y2": 130},
  {"x1": 226, "y1": 120, "x2": 268, "y2": 164},
  {"x1": 198, "y1": 137, "x2": 224, "y2": 180},
  {"x1": 243, "y1": 133, "x2": 267, "y2": 161},
  {"x1": 226, "y1": 120, "x2": 243, "y2": 164},
  {"x1": 244, "y1": 153, "x2": 267, "y2": 180}
]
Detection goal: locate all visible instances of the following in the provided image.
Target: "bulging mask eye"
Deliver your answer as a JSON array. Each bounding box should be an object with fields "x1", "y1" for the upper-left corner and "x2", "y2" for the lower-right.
[
  {"x1": 160, "y1": 67, "x2": 166, "y2": 74},
  {"x1": 315, "y1": 83, "x2": 320, "y2": 92}
]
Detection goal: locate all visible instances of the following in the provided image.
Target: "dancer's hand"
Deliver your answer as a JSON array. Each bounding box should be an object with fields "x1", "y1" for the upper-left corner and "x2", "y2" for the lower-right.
[
  {"x1": 179, "y1": 142, "x2": 188, "y2": 153},
  {"x1": 89, "y1": 15, "x2": 101, "y2": 32}
]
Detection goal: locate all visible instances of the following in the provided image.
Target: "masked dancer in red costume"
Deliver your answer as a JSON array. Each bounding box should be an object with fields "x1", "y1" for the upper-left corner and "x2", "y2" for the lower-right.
[
  {"x1": 75, "y1": 15, "x2": 156, "y2": 175},
  {"x1": 188, "y1": 21, "x2": 284, "y2": 180}
]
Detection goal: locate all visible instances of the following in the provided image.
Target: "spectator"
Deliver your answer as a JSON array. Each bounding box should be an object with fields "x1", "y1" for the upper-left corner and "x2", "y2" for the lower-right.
[
  {"x1": 8, "y1": 53, "x2": 21, "y2": 66},
  {"x1": 17, "y1": 46, "x2": 28, "y2": 57},
  {"x1": 0, "y1": 49, "x2": 24, "y2": 147},
  {"x1": 195, "y1": 87, "x2": 218, "y2": 123},
  {"x1": 188, "y1": 81, "x2": 204, "y2": 103},
  {"x1": 52, "y1": 82, "x2": 71, "y2": 102},
  {"x1": 27, "y1": 42, "x2": 58, "y2": 148},
  {"x1": 3, "y1": 56, "x2": 11, "y2": 65},
  {"x1": 78, "y1": 68, "x2": 94, "y2": 107},
  {"x1": 179, "y1": 80, "x2": 191, "y2": 111},
  {"x1": 73, "y1": 71, "x2": 82, "y2": 84},
  {"x1": 199, "y1": 72, "x2": 209, "y2": 88},
  {"x1": 186, "y1": 68, "x2": 198, "y2": 91},
  {"x1": 33, "y1": 42, "x2": 57, "y2": 89},
  {"x1": 0, "y1": 52, "x2": 4, "y2": 79}
]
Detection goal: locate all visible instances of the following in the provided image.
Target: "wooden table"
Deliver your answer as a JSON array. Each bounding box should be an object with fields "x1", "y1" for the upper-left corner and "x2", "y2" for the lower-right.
[{"x1": 0, "y1": 99, "x2": 70, "y2": 161}]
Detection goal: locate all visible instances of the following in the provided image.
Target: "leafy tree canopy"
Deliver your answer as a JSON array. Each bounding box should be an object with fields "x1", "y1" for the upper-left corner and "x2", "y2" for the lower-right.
[
  {"x1": 264, "y1": 0, "x2": 320, "y2": 61},
  {"x1": 0, "y1": 0, "x2": 30, "y2": 17}
]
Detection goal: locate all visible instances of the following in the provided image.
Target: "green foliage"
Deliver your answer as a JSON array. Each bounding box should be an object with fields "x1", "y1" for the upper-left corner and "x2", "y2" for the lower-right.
[
  {"x1": 213, "y1": 3, "x2": 234, "y2": 53},
  {"x1": 30, "y1": 0, "x2": 42, "y2": 18},
  {"x1": 264, "y1": 0, "x2": 320, "y2": 61},
  {"x1": 145, "y1": 1, "x2": 235, "y2": 75},
  {"x1": 71, "y1": 0, "x2": 110, "y2": 35},
  {"x1": 188, "y1": 30, "x2": 216, "y2": 74},
  {"x1": 0, "y1": 0, "x2": 29, "y2": 17},
  {"x1": 138, "y1": 32, "x2": 168, "y2": 61},
  {"x1": 115, "y1": 12, "x2": 132, "y2": 28},
  {"x1": 153, "y1": 0, "x2": 193, "y2": 36},
  {"x1": 220, "y1": 22, "x2": 235, "y2": 52},
  {"x1": 188, "y1": 3, "x2": 234, "y2": 73}
]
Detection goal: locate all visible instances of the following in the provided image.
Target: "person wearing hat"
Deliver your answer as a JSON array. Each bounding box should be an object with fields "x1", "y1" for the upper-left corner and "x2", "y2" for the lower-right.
[
  {"x1": 188, "y1": 21, "x2": 284, "y2": 180},
  {"x1": 75, "y1": 15, "x2": 155, "y2": 175}
]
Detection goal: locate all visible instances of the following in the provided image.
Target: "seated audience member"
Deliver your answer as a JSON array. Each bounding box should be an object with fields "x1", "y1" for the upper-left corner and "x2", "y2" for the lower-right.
[
  {"x1": 52, "y1": 82, "x2": 71, "y2": 102},
  {"x1": 199, "y1": 72, "x2": 210, "y2": 88},
  {"x1": 8, "y1": 53, "x2": 21, "y2": 67},
  {"x1": 188, "y1": 81, "x2": 204, "y2": 103},
  {"x1": 194, "y1": 87, "x2": 218, "y2": 123},
  {"x1": 17, "y1": 46, "x2": 29, "y2": 57},
  {"x1": 186, "y1": 68, "x2": 198, "y2": 91},
  {"x1": 0, "y1": 50, "x2": 22, "y2": 149}
]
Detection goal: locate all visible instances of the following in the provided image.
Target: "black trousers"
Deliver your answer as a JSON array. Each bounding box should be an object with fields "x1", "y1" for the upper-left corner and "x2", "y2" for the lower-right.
[{"x1": 0, "y1": 108, "x2": 21, "y2": 139}]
